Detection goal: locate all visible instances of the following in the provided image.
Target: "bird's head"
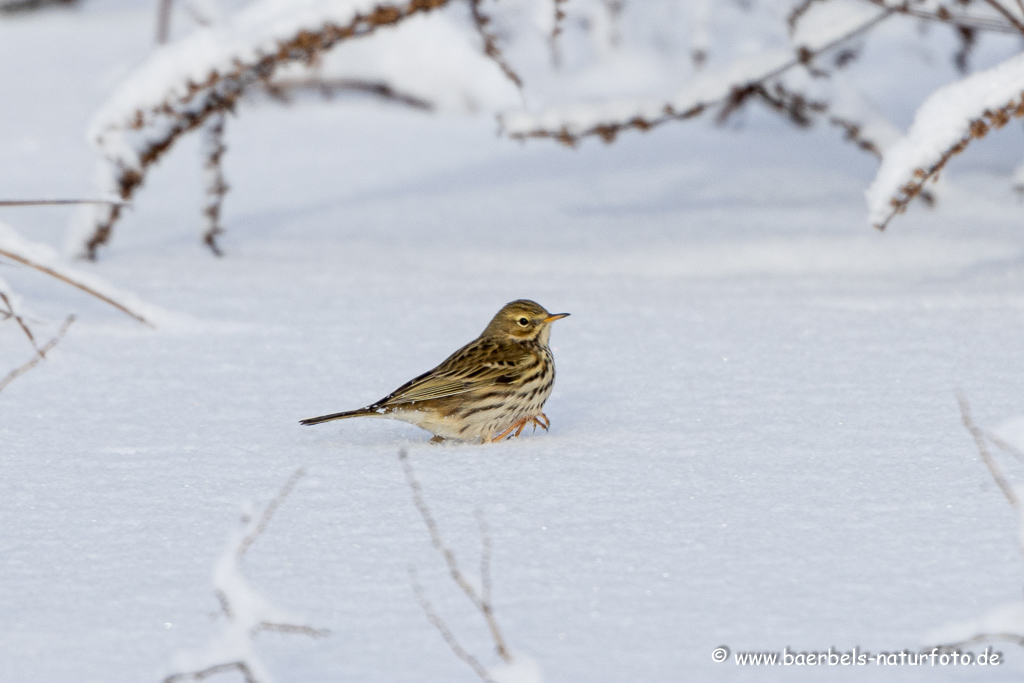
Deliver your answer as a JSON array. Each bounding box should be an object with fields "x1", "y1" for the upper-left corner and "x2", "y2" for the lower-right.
[{"x1": 482, "y1": 299, "x2": 570, "y2": 345}]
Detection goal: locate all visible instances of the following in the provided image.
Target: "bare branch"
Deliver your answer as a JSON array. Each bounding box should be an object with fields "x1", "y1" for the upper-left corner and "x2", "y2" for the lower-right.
[
  {"x1": 0, "y1": 291, "x2": 40, "y2": 353},
  {"x1": 236, "y1": 467, "x2": 306, "y2": 560},
  {"x1": 400, "y1": 450, "x2": 511, "y2": 662},
  {"x1": 409, "y1": 565, "x2": 497, "y2": 683},
  {"x1": 934, "y1": 632, "x2": 1024, "y2": 650},
  {"x1": 254, "y1": 622, "x2": 330, "y2": 637},
  {"x1": 256, "y1": 77, "x2": 434, "y2": 111},
  {"x1": 977, "y1": 0, "x2": 1024, "y2": 35},
  {"x1": 0, "y1": 200, "x2": 126, "y2": 207},
  {"x1": 507, "y1": 7, "x2": 895, "y2": 145},
  {"x1": 201, "y1": 112, "x2": 229, "y2": 257},
  {"x1": 164, "y1": 661, "x2": 257, "y2": 683},
  {"x1": 0, "y1": 247, "x2": 152, "y2": 326},
  {"x1": 956, "y1": 390, "x2": 1018, "y2": 509},
  {"x1": 0, "y1": 315, "x2": 74, "y2": 394},
  {"x1": 469, "y1": 0, "x2": 523, "y2": 88}
]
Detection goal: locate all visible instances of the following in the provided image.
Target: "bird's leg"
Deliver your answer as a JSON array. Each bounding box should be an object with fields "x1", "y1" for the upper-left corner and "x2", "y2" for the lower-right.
[
  {"x1": 531, "y1": 413, "x2": 550, "y2": 431},
  {"x1": 493, "y1": 417, "x2": 530, "y2": 441}
]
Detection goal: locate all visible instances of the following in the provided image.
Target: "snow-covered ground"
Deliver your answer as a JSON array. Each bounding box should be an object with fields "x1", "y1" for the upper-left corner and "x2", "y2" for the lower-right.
[{"x1": 5, "y1": 2, "x2": 1024, "y2": 682}]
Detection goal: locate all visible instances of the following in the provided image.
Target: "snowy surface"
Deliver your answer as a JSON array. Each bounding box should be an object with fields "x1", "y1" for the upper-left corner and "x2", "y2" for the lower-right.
[{"x1": 5, "y1": 3, "x2": 1024, "y2": 683}]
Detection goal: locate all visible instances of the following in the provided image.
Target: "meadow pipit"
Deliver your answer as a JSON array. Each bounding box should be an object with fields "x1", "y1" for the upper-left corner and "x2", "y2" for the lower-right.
[{"x1": 300, "y1": 300, "x2": 569, "y2": 443}]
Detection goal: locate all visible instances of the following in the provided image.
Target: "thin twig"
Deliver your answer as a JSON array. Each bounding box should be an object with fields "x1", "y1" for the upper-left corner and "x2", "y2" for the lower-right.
[
  {"x1": 469, "y1": 0, "x2": 523, "y2": 88},
  {"x1": 201, "y1": 112, "x2": 229, "y2": 257},
  {"x1": 0, "y1": 291, "x2": 40, "y2": 353},
  {"x1": 400, "y1": 450, "x2": 512, "y2": 662},
  {"x1": 934, "y1": 632, "x2": 1024, "y2": 650},
  {"x1": 257, "y1": 77, "x2": 434, "y2": 110},
  {"x1": 956, "y1": 390, "x2": 1018, "y2": 508},
  {"x1": 0, "y1": 247, "x2": 152, "y2": 327},
  {"x1": 255, "y1": 622, "x2": 330, "y2": 637},
  {"x1": 236, "y1": 467, "x2": 306, "y2": 560},
  {"x1": 409, "y1": 565, "x2": 497, "y2": 683},
  {"x1": 0, "y1": 315, "x2": 74, "y2": 394},
  {"x1": 164, "y1": 661, "x2": 257, "y2": 683},
  {"x1": 989, "y1": 431, "x2": 1024, "y2": 463},
  {"x1": 978, "y1": 0, "x2": 1024, "y2": 35},
  {"x1": 0, "y1": 200, "x2": 126, "y2": 207},
  {"x1": 508, "y1": 7, "x2": 896, "y2": 144}
]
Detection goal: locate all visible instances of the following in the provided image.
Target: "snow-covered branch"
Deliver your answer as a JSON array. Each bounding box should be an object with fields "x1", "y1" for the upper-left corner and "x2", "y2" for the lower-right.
[
  {"x1": 501, "y1": 4, "x2": 894, "y2": 146},
  {"x1": 866, "y1": 52, "x2": 1024, "y2": 229},
  {"x1": 164, "y1": 468, "x2": 328, "y2": 683},
  {"x1": 79, "y1": 0, "x2": 454, "y2": 260}
]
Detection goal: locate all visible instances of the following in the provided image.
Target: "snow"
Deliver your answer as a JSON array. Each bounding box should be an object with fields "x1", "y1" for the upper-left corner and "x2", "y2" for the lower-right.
[
  {"x1": 5, "y1": 2, "x2": 1024, "y2": 683},
  {"x1": 866, "y1": 51, "x2": 1024, "y2": 226}
]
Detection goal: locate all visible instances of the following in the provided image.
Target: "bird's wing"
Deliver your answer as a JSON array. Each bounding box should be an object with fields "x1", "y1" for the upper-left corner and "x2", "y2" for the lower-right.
[{"x1": 379, "y1": 342, "x2": 533, "y2": 406}]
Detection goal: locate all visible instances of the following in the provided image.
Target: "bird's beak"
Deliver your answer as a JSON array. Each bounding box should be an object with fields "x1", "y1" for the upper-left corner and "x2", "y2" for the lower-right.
[{"x1": 542, "y1": 313, "x2": 570, "y2": 323}]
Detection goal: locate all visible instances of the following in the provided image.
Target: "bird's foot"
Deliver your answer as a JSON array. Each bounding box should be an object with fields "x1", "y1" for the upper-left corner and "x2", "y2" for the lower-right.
[
  {"x1": 531, "y1": 413, "x2": 550, "y2": 432},
  {"x1": 494, "y1": 417, "x2": 531, "y2": 441},
  {"x1": 429, "y1": 435, "x2": 446, "y2": 444}
]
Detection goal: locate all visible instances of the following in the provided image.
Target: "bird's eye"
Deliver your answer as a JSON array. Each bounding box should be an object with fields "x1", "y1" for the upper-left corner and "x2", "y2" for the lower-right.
[{"x1": 517, "y1": 317, "x2": 530, "y2": 327}]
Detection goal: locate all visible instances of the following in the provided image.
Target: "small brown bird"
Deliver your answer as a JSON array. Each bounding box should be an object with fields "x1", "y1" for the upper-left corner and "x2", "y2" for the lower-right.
[{"x1": 300, "y1": 300, "x2": 569, "y2": 443}]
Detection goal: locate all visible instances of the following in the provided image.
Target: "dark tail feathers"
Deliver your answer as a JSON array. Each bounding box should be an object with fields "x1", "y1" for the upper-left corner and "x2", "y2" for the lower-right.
[{"x1": 299, "y1": 407, "x2": 381, "y2": 426}]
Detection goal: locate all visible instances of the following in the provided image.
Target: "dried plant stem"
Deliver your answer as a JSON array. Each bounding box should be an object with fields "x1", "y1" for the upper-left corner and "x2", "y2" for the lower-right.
[
  {"x1": 0, "y1": 246, "x2": 152, "y2": 326},
  {"x1": 410, "y1": 566, "x2": 497, "y2": 683},
  {"x1": 399, "y1": 450, "x2": 512, "y2": 663},
  {"x1": 254, "y1": 622, "x2": 329, "y2": 637},
  {"x1": 0, "y1": 291, "x2": 40, "y2": 352},
  {"x1": 935, "y1": 632, "x2": 1024, "y2": 651},
  {"x1": 508, "y1": 7, "x2": 895, "y2": 145},
  {"x1": 0, "y1": 200, "x2": 125, "y2": 207},
  {"x1": 260, "y1": 77, "x2": 434, "y2": 110},
  {"x1": 164, "y1": 661, "x2": 257, "y2": 683},
  {"x1": 978, "y1": 0, "x2": 1024, "y2": 35},
  {"x1": 86, "y1": 0, "x2": 453, "y2": 259},
  {"x1": 201, "y1": 112, "x2": 229, "y2": 257},
  {"x1": 0, "y1": 315, "x2": 74, "y2": 394},
  {"x1": 236, "y1": 467, "x2": 306, "y2": 560},
  {"x1": 469, "y1": 0, "x2": 523, "y2": 88},
  {"x1": 956, "y1": 390, "x2": 1018, "y2": 509}
]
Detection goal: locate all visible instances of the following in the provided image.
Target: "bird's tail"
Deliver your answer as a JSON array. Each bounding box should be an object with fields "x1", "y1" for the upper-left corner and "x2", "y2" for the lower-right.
[{"x1": 299, "y1": 407, "x2": 383, "y2": 426}]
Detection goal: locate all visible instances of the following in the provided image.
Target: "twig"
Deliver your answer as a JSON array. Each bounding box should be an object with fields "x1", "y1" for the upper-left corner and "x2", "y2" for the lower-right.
[
  {"x1": 0, "y1": 200, "x2": 126, "y2": 207},
  {"x1": 469, "y1": 0, "x2": 523, "y2": 88},
  {"x1": 164, "y1": 661, "x2": 257, "y2": 683},
  {"x1": 400, "y1": 450, "x2": 511, "y2": 662},
  {"x1": 956, "y1": 390, "x2": 1018, "y2": 508},
  {"x1": 409, "y1": 565, "x2": 497, "y2": 683},
  {"x1": 0, "y1": 246, "x2": 152, "y2": 327},
  {"x1": 236, "y1": 467, "x2": 306, "y2": 560},
  {"x1": 0, "y1": 291, "x2": 40, "y2": 353},
  {"x1": 934, "y1": 632, "x2": 1024, "y2": 651},
  {"x1": 257, "y1": 77, "x2": 434, "y2": 111},
  {"x1": 989, "y1": 431, "x2": 1024, "y2": 463},
  {"x1": 0, "y1": 315, "x2": 74, "y2": 394},
  {"x1": 254, "y1": 622, "x2": 330, "y2": 637},
  {"x1": 507, "y1": 7, "x2": 896, "y2": 144},
  {"x1": 978, "y1": 0, "x2": 1024, "y2": 35},
  {"x1": 201, "y1": 112, "x2": 229, "y2": 257}
]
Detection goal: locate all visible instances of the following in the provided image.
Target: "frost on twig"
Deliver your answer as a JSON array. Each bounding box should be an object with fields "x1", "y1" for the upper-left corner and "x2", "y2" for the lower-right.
[
  {"x1": 927, "y1": 393, "x2": 1024, "y2": 651},
  {"x1": 468, "y1": 0, "x2": 523, "y2": 89},
  {"x1": 400, "y1": 450, "x2": 542, "y2": 683},
  {"x1": 164, "y1": 468, "x2": 328, "y2": 683},
  {"x1": 80, "y1": 0, "x2": 454, "y2": 259},
  {"x1": 866, "y1": 52, "x2": 1024, "y2": 229}
]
